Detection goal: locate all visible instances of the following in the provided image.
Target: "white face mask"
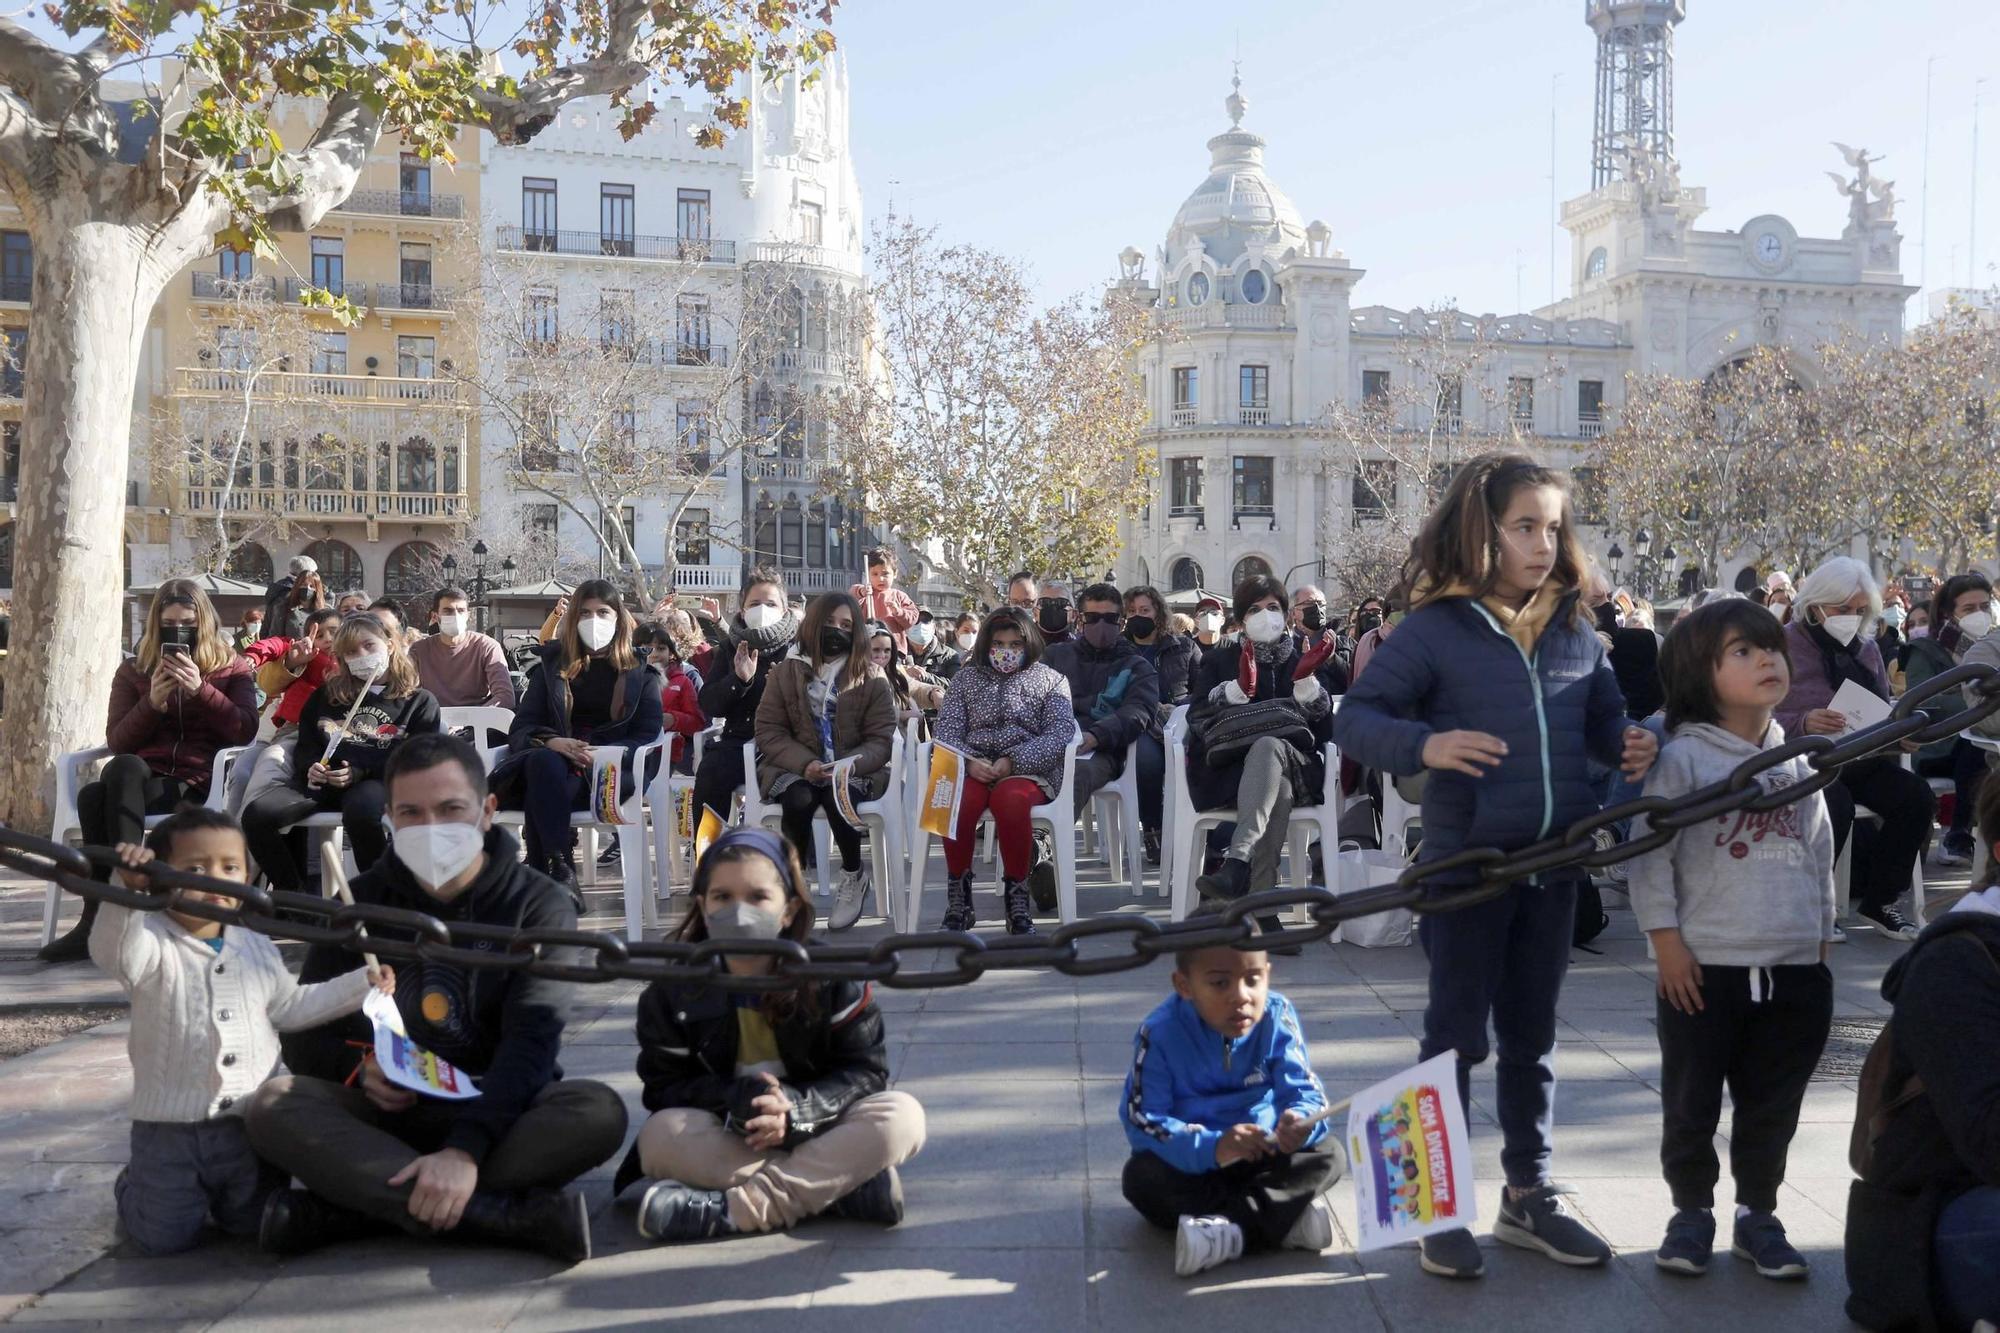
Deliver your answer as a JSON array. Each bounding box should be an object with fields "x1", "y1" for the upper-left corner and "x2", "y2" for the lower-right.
[
  {"x1": 741, "y1": 603, "x2": 781, "y2": 631},
  {"x1": 1819, "y1": 613, "x2": 1863, "y2": 647},
  {"x1": 1197, "y1": 611, "x2": 1223, "y2": 634},
  {"x1": 391, "y1": 821, "x2": 485, "y2": 891},
  {"x1": 1244, "y1": 608, "x2": 1287, "y2": 645},
  {"x1": 957, "y1": 631, "x2": 978, "y2": 652},
  {"x1": 1958, "y1": 610, "x2": 1995, "y2": 643},
  {"x1": 346, "y1": 650, "x2": 389, "y2": 680},
  {"x1": 578, "y1": 615, "x2": 616, "y2": 652},
  {"x1": 436, "y1": 612, "x2": 467, "y2": 637}
]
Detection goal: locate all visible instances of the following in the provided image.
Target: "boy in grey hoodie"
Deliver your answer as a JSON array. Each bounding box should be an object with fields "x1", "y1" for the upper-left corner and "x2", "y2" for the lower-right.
[{"x1": 1630, "y1": 600, "x2": 1837, "y2": 1283}]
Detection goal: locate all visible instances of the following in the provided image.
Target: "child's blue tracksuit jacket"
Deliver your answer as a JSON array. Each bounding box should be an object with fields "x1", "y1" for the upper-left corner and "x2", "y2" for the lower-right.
[{"x1": 1120, "y1": 990, "x2": 1329, "y2": 1173}]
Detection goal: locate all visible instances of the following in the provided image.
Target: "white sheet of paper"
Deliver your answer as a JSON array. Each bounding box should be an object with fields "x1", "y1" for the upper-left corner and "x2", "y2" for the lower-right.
[
  {"x1": 1827, "y1": 679, "x2": 1892, "y2": 735},
  {"x1": 363, "y1": 989, "x2": 481, "y2": 1100},
  {"x1": 1345, "y1": 1051, "x2": 1478, "y2": 1253}
]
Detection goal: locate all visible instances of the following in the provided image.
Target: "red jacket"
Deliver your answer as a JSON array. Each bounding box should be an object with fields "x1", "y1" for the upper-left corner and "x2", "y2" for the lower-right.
[
  {"x1": 659, "y1": 664, "x2": 706, "y2": 764},
  {"x1": 106, "y1": 655, "x2": 259, "y2": 790},
  {"x1": 241, "y1": 634, "x2": 336, "y2": 726}
]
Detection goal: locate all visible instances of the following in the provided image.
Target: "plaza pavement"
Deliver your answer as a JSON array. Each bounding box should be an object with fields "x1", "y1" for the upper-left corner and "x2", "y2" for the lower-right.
[{"x1": 0, "y1": 849, "x2": 1960, "y2": 1332}]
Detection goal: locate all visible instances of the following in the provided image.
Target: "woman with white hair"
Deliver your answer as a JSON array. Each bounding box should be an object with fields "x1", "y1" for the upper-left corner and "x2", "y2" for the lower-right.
[{"x1": 1774, "y1": 557, "x2": 1934, "y2": 941}]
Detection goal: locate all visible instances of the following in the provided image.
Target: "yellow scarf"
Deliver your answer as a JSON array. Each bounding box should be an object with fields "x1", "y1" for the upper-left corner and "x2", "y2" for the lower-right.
[{"x1": 1479, "y1": 583, "x2": 1565, "y2": 654}]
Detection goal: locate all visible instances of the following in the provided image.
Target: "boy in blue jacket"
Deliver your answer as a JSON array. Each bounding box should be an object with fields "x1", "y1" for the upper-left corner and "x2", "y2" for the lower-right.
[{"x1": 1120, "y1": 941, "x2": 1347, "y2": 1276}]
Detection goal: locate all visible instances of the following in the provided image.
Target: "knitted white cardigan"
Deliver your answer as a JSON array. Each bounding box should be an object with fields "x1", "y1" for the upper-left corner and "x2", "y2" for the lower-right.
[{"x1": 89, "y1": 900, "x2": 372, "y2": 1123}]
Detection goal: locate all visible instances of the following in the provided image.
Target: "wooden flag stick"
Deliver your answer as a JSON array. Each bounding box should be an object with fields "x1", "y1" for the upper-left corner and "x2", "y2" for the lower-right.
[{"x1": 319, "y1": 854, "x2": 381, "y2": 974}]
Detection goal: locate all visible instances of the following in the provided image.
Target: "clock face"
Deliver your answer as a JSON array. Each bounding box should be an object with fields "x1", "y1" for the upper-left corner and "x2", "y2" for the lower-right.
[{"x1": 1755, "y1": 232, "x2": 1783, "y2": 264}]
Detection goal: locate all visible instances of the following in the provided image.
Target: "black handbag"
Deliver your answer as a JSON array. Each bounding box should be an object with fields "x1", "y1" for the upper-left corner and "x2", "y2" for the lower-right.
[
  {"x1": 1843, "y1": 1178, "x2": 1943, "y2": 1332},
  {"x1": 1198, "y1": 697, "x2": 1314, "y2": 767}
]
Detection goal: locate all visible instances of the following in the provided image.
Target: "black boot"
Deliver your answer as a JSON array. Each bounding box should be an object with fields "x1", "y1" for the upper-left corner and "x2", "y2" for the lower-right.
[
  {"x1": 548, "y1": 858, "x2": 585, "y2": 915},
  {"x1": 824, "y1": 1167, "x2": 903, "y2": 1225},
  {"x1": 1195, "y1": 856, "x2": 1250, "y2": 903},
  {"x1": 1026, "y1": 831, "x2": 1057, "y2": 912},
  {"x1": 36, "y1": 897, "x2": 99, "y2": 963},
  {"x1": 1003, "y1": 876, "x2": 1038, "y2": 936},
  {"x1": 455, "y1": 1187, "x2": 592, "y2": 1264},
  {"x1": 258, "y1": 1188, "x2": 383, "y2": 1256},
  {"x1": 637, "y1": 1181, "x2": 739, "y2": 1242},
  {"x1": 939, "y1": 870, "x2": 976, "y2": 932},
  {"x1": 1142, "y1": 829, "x2": 1161, "y2": 868}
]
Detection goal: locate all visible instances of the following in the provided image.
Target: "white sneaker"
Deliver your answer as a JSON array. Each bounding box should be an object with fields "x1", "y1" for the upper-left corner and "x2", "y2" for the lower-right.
[
  {"x1": 1282, "y1": 1194, "x2": 1334, "y2": 1252},
  {"x1": 1175, "y1": 1214, "x2": 1244, "y2": 1277},
  {"x1": 829, "y1": 867, "x2": 870, "y2": 931}
]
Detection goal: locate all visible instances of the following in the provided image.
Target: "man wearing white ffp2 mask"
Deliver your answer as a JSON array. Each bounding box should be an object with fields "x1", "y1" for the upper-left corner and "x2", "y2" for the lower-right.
[
  {"x1": 409, "y1": 588, "x2": 517, "y2": 710},
  {"x1": 248, "y1": 732, "x2": 630, "y2": 1265}
]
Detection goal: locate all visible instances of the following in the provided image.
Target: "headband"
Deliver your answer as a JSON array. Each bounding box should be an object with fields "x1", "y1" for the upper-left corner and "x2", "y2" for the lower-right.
[{"x1": 704, "y1": 826, "x2": 796, "y2": 884}]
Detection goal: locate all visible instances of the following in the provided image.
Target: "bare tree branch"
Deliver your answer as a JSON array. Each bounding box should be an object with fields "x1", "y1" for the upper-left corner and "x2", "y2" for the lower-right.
[{"x1": 473, "y1": 0, "x2": 651, "y2": 145}]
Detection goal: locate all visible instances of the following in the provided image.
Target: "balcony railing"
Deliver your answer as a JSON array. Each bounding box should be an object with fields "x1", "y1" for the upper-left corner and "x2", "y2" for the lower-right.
[
  {"x1": 191, "y1": 273, "x2": 280, "y2": 301},
  {"x1": 176, "y1": 367, "x2": 462, "y2": 404},
  {"x1": 1163, "y1": 302, "x2": 1289, "y2": 331},
  {"x1": 510, "y1": 337, "x2": 730, "y2": 368},
  {"x1": 0, "y1": 274, "x2": 28, "y2": 303},
  {"x1": 1169, "y1": 406, "x2": 1197, "y2": 427},
  {"x1": 772, "y1": 347, "x2": 834, "y2": 374},
  {"x1": 1238, "y1": 405, "x2": 1271, "y2": 426},
  {"x1": 1578, "y1": 415, "x2": 1605, "y2": 439},
  {"x1": 745, "y1": 457, "x2": 818, "y2": 483},
  {"x1": 374, "y1": 282, "x2": 455, "y2": 312},
  {"x1": 741, "y1": 241, "x2": 861, "y2": 274},
  {"x1": 668, "y1": 564, "x2": 736, "y2": 592},
  {"x1": 332, "y1": 189, "x2": 464, "y2": 220},
  {"x1": 281, "y1": 277, "x2": 372, "y2": 307},
  {"x1": 493, "y1": 225, "x2": 737, "y2": 263},
  {"x1": 1168, "y1": 503, "x2": 1204, "y2": 520},
  {"x1": 182, "y1": 484, "x2": 467, "y2": 520}
]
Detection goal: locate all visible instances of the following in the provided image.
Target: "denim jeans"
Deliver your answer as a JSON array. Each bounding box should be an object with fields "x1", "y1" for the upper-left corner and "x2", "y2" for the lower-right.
[{"x1": 1935, "y1": 1185, "x2": 2000, "y2": 1327}]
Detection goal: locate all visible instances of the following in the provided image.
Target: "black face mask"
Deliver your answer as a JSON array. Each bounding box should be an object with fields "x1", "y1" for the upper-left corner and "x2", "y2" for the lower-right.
[
  {"x1": 819, "y1": 625, "x2": 853, "y2": 658},
  {"x1": 1300, "y1": 604, "x2": 1327, "y2": 634},
  {"x1": 1594, "y1": 602, "x2": 1620, "y2": 635},
  {"x1": 1125, "y1": 616, "x2": 1157, "y2": 643},
  {"x1": 1356, "y1": 611, "x2": 1383, "y2": 635},
  {"x1": 1038, "y1": 602, "x2": 1071, "y2": 635}
]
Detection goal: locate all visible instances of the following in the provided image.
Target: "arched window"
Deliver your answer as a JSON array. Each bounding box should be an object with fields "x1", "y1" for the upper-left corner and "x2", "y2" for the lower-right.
[
  {"x1": 383, "y1": 541, "x2": 439, "y2": 600},
  {"x1": 1168, "y1": 557, "x2": 1203, "y2": 593},
  {"x1": 396, "y1": 436, "x2": 437, "y2": 493},
  {"x1": 779, "y1": 502, "x2": 804, "y2": 567},
  {"x1": 784, "y1": 286, "x2": 805, "y2": 349},
  {"x1": 1733, "y1": 565, "x2": 1761, "y2": 594},
  {"x1": 225, "y1": 541, "x2": 274, "y2": 584},
  {"x1": 806, "y1": 504, "x2": 828, "y2": 566},
  {"x1": 302, "y1": 539, "x2": 363, "y2": 592},
  {"x1": 751, "y1": 497, "x2": 778, "y2": 565},
  {"x1": 1240, "y1": 268, "x2": 1268, "y2": 304},
  {"x1": 1232, "y1": 555, "x2": 1273, "y2": 588}
]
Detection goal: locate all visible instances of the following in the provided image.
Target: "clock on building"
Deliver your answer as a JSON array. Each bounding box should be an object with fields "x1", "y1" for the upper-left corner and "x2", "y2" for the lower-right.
[{"x1": 1742, "y1": 218, "x2": 1795, "y2": 272}]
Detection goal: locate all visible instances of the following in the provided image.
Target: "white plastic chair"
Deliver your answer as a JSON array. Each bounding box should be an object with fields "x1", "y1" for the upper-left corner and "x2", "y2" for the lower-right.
[
  {"x1": 1080, "y1": 740, "x2": 1147, "y2": 897},
  {"x1": 738, "y1": 736, "x2": 905, "y2": 927},
  {"x1": 905, "y1": 732, "x2": 1080, "y2": 933},
  {"x1": 493, "y1": 736, "x2": 668, "y2": 939},
  {"x1": 439, "y1": 705, "x2": 516, "y2": 752},
  {"x1": 45, "y1": 745, "x2": 248, "y2": 947},
  {"x1": 645, "y1": 723, "x2": 716, "y2": 897}
]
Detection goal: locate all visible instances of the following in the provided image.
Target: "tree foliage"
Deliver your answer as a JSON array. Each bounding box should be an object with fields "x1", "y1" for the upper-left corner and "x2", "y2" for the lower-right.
[{"x1": 827, "y1": 218, "x2": 1154, "y2": 602}]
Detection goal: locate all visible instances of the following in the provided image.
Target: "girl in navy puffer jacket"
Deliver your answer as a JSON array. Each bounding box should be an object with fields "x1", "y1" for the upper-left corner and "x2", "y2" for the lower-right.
[{"x1": 1332, "y1": 453, "x2": 1658, "y2": 1281}]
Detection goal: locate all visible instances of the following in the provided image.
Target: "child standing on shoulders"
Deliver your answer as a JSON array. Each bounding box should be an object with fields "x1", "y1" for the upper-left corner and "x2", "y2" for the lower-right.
[
  {"x1": 1120, "y1": 939, "x2": 1346, "y2": 1277},
  {"x1": 90, "y1": 808, "x2": 391, "y2": 1255},
  {"x1": 1332, "y1": 453, "x2": 1657, "y2": 1280},
  {"x1": 1630, "y1": 598, "x2": 1836, "y2": 1281}
]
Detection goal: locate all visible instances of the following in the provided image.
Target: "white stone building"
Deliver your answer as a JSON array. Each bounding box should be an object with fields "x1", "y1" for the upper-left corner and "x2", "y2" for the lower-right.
[
  {"x1": 478, "y1": 57, "x2": 873, "y2": 602},
  {"x1": 1112, "y1": 0, "x2": 1914, "y2": 605}
]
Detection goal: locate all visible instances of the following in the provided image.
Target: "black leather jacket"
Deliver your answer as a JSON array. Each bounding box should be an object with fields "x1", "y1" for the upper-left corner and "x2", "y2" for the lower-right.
[{"x1": 614, "y1": 970, "x2": 887, "y2": 1193}]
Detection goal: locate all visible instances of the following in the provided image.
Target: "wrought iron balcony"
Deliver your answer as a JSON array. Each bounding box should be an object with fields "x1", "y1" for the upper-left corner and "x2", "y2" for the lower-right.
[
  {"x1": 332, "y1": 189, "x2": 465, "y2": 220},
  {"x1": 493, "y1": 225, "x2": 737, "y2": 263}
]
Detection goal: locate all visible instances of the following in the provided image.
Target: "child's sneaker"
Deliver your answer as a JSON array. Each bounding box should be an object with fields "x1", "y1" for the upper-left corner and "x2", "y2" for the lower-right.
[
  {"x1": 1654, "y1": 1208, "x2": 1715, "y2": 1275},
  {"x1": 1174, "y1": 1214, "x2": 1244, "y2": 1276},
  {"x1": 1282, "y1": 1195, "x2": 1334, "y2": 1252},
  {"x1": 1418, "y1": 1226, "x2": 1484, "y2": 1278},
  {"x1": 1731, "y1": 1211, "x2": 1808, "y2": 1279},
  {"x1": 1493, "y1": 1183, "x2": 1611, "y2": 1266}
]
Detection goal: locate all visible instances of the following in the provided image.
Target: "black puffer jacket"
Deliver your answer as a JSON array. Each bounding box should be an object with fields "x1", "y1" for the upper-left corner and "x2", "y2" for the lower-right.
[{"x1": 614, "y1": 970, "x2": 887, "y2": 1193}]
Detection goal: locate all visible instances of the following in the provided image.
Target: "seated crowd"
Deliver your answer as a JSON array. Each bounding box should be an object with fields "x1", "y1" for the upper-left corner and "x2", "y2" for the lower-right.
[{"x1": 34, "y1": 475, "x2": 2000, "y2": 1326}]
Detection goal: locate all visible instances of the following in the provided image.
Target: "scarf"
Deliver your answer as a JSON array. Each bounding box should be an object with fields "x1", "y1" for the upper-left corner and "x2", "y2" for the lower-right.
[
  {"x1": 731, "y1": 607, "x2": 800, "y2": 655},
  {"x1": 1236, "y1": 635, "x2": 1298, "y2": 697},
  {"x1": 1479, "y1": 583, "x2": 1564, "y2": 655},
  {"x1": 1805, "y1": 621, "x2": 1885, "y2": 702}
]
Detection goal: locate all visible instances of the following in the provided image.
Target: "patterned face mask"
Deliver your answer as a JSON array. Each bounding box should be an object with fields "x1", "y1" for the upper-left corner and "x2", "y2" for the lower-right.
[{"x1": 989, "y1": 646, "x2": 1026, "y2": 674}]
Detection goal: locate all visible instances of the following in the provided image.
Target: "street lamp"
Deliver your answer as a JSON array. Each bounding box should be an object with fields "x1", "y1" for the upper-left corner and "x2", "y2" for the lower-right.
[
  {"x1": 1634, "y1": 527, "x2": 1653, "y2": 562},
  {"x1": 1606, "y1": 542, "x2": 1625, "y2": 583}
]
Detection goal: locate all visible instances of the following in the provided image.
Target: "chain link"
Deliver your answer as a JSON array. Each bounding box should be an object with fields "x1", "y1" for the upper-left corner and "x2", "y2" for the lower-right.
[{"x1": 12, "y1": 665, "x2": 1996, "y2": 993}]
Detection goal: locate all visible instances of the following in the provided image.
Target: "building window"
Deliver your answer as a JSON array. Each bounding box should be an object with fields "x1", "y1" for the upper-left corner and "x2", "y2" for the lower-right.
[
  {"x1": 779, "y1": 503, "x2": 804, "y2": 567},
  {"x1": 797, "y1": 201, "x2": 823, "y2": 247},
  {"x1": 600, "y1": 290, "x2": 635, "y2": 349},
  {"x1": 1578, "y1": 378, "x2": 1605, "y2": 436},
  {"x1": 1185, "y1": 271, "x2": 1210, "y2": 306},
  {"x1": 396, "y1": 335, "x2": 435, "y2": 380},
  {"x1": 779, "y1": 390, "x2": 805, "y2": 458},
  {"x1": 600, "y1": 183, "x2": 635, "y2": 256},
  {"x1": 1508, "y1": 376, "x2": 1535, "y2": 427},
  {"x1": 674, "y1": 508, "x2": 711, "y2": 566},
  {"x1": 528, "y1": 502, "x2": 559, "y2": 546},
  {"x1": 677, "y1": 402, "x2": 711, "y2": 471},
  {"x1": 311, "y1": 332, "x2": 348, "y2": 376},
  {"x1": 1571, "y1": 465, "x2": 1606, "y2": 526},
  {"x1": 1169, "y1": 457, "x2": 1203, "y2": 517},
  {"x1": 518, "y1": 394, "x2": 559, "y2": 470},
  {"x1": 4, "y1": 326, "x2": 30, "y2": 396},
  {"x1": 396, "y1": 437, "x2": 438, "y2": 493},
  {"x1": 1171, "y1": 367, "x2": 1198, "y2": 425},
  {"x1": 399, "y1": 153, "x2": 432, "y2": 214},
  {"x1": 1585, "y1": 246, "x2": 1608, "y2": 279},
  {"x1": 1168, "y1": 557, "x2": 1203, "y2": 594},
  {"x1": 225, "y1": 540, "x2": 273, "y2": 584},
  {"x1": 383, "y1": 541, "x2": 439, "y2": 597},
  {"x1": 395, "y1": 242, "x2": 433, "y2": 308},
  {"x1": 1434, "y1": 377, "x2": 1463, "y2": 433},
  {"x1": 677, "y1": 296, "x2": 712, "y2": 362},
  {"x1": 1, "y1": 421, "x2": 16, "y2": 500},
  {"x1": 1353, "y1": 460, "x2": 1397, "y2": 523},
  {"x1": 215, "y1": 246, "x2": 252, "y2": 284},
  {"x1": 309, "y1": 236, "x2": 343, "y2": 293},
  {"x1": 0, "y1": 233, "x2": 29, "y2": 302},
  {"x1": 1239, "y1": 365, "x2": 1269, "y2": 424},
  {"x1": 677, "y1": 188, "x2": 711, "y2": 257},
  {"x1": 806, "y1": 504, "x2": 828, "y2": 566},
  {"x1": 1232, "y1": 555, "x2": 1273, "y2": 587},
  {"x1": 213, "y1": 325, "x2": 246, "y2": 373},
  {"x1": 302, "y1": 539, "x2": 363, "y2": 591},
  {"x1": 610, "y1": 398, "x2": 637, "y2": 455},
  {"x1": 524, "y1": 288, "x2": 558, "y2": 347},
  {"x1": 1232, "y1": 455, "x2": 1274, "y2": 517},
  {"x1": 1239, "y1": 268, "x2": 1268, "y2": 304},
  {"x1": 1362, "y1": 369, "x2": 1391, "y2": 410},
  {"x1": 522, "y1": 178, "x2": 557, "y2": 249}
]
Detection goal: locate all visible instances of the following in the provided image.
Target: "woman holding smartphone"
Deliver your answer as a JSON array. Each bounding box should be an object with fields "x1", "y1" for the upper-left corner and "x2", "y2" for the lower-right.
[{"x1": 39, "y1": 578, "x2": 257, "y2": 961}]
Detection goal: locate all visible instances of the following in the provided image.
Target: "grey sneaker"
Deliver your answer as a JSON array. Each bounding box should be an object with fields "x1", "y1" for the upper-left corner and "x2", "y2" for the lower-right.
[
  {"x1": 1281, "y1": 1194, "x2": 1334, "y2": 1252},
  {"x1": 829, "y1": 867, "x2": 869, "y2": 932},
  {"x1": 1732, "y1": 1211, "x2": 1808, "y2": 1279},
  {"x1": 1493, "y1": 1184, "x2": 1611, "y2": 1266},
  {"x1": 1655, "y1": 1207, "x2": 1715, "y2": 1275},
  {"x1": 1418, "y1": 1226, "x2": 1484, "y2": 1279}
]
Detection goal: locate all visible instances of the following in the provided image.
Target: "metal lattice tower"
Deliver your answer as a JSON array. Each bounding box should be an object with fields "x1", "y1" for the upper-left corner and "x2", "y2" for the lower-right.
[{"x1": 1587, "y1": 0, "x2": 1687, "y2": 189}]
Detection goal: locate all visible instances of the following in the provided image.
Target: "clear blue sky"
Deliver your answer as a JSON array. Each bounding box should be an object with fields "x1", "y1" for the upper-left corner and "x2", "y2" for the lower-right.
[{"x1": 835, "y1": 0, "x2": 2000, "y2": 322}]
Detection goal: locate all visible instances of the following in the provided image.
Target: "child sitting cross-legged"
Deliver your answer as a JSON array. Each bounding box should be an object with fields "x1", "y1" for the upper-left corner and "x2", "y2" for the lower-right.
[
  {"x1": 1120, "y1": 936, "x2": 1348, "y2": 1276},
  {"x1": 89, "y1": 807, "x2": 391, "y2": 1255}
]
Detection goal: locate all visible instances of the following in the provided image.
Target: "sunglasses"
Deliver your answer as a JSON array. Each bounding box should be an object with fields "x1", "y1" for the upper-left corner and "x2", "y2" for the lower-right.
[{"x1": 1079, "y1": 611, "x2": 1122, "y2": 626}]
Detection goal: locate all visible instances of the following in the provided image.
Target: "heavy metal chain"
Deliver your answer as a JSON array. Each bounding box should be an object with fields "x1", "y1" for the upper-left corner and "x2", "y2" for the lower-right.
[{"x1": 9, "y1": 663, "x2": 1996, "y2": 993}]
